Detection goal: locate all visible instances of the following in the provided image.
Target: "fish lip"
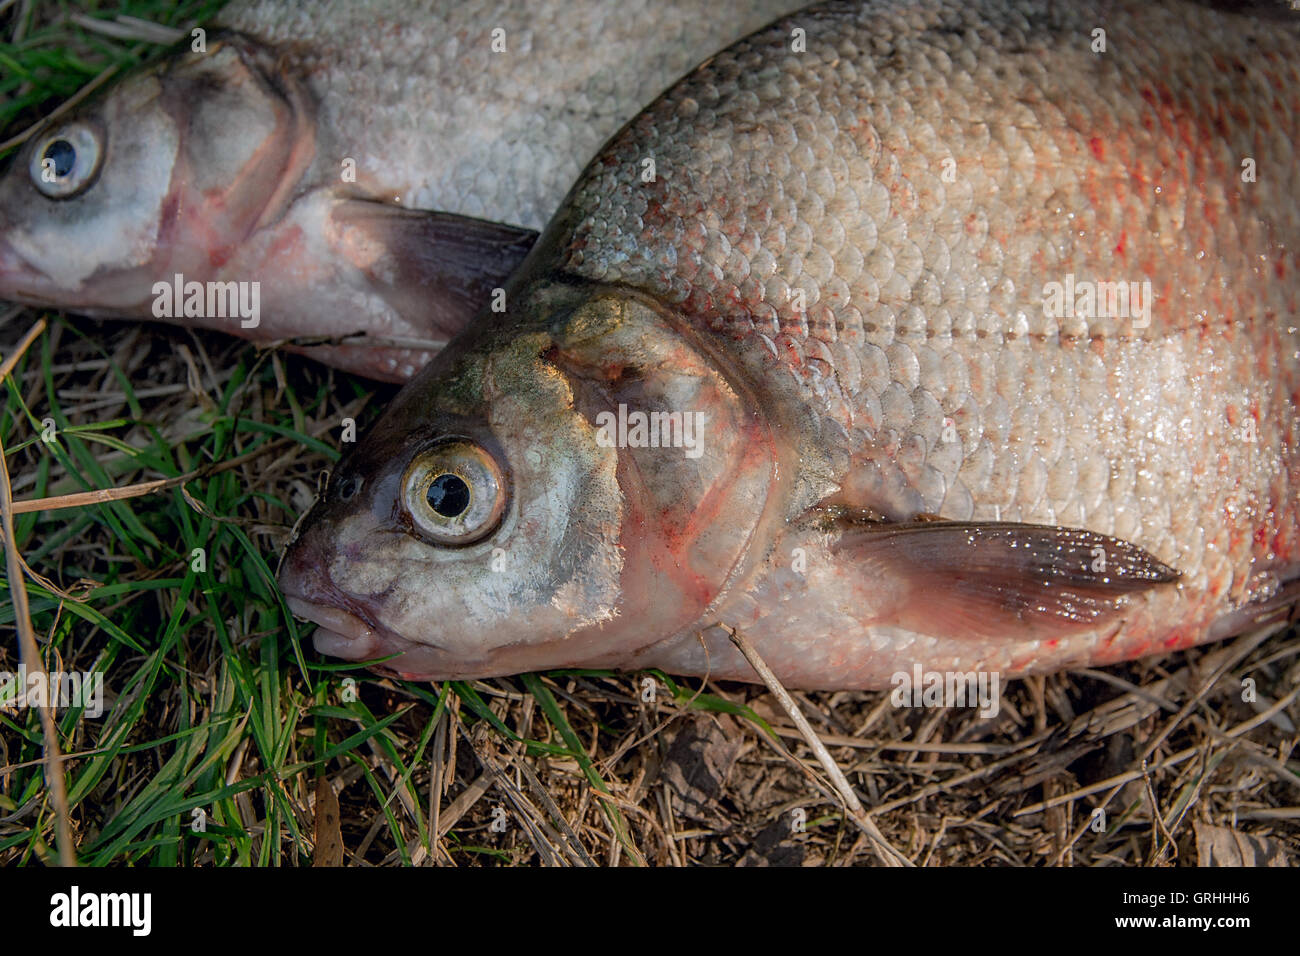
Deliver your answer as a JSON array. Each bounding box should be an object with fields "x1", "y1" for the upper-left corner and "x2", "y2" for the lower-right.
[
  {"x1": 0, "y1": 236, "x2": 41, "y2": 299},
  {"x1": 285, "y1": 597, "x2": 380, "y2": 658},
  {"x1": 282, "y1": 581, "x2": 448, "y2": 667},
  {"x1": 285, "y1": 596, "x2": 462, "y2": 681},
  {"x1": 277, "y1": 511, "x2": 460, "y2": 679},
  {"x1": 283, "y1": 592, "x2": 432, "y2": 656},
  {"x1": 0, "y1": 236, "x2": 65, "y2": 307}
]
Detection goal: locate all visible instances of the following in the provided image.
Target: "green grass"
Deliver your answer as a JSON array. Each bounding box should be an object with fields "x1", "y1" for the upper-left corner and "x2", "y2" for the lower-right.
[{"x1": 3, "y1": 314, "x2": 343, "y2": 864}]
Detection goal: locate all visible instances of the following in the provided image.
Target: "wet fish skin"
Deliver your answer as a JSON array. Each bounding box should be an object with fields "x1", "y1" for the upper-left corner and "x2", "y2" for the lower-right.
[
  {"x1": 0, "y1": 0, "x2": 801, "y2": 380},
  {"x1": 279, "y1": 0, "x2": 1300, "y2": 689},
  {"x1": 213, "y1": 0, "x2": 804, "y2": 232}
]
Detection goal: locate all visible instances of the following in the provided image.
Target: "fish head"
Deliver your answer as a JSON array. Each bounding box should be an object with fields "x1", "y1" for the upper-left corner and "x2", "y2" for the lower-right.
[
  {"x1": 279, "y1": 278, "x2": 782, "y2": 680},
  {"x1": 0, "y1": 33, "x2": 313, "y2": 316}
]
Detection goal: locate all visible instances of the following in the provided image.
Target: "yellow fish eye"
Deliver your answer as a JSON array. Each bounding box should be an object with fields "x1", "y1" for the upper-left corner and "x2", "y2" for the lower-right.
[{"x1": 401, "y1": 439, "x2": 506, "y2": 546}]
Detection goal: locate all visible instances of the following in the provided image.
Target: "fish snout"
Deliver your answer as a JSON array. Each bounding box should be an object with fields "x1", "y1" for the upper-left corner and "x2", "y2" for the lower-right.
[
  {"x1": 278, "y1": 530, "x2": 385, "y2": 663},
  {"x1": 0, "y1": 235, "x2": 38, "y2": 301},
  {"x1": 0, "y1": 233, "x2": 71, "y2": 309},
  {"x1": 277, "y1": 514, "x2": 501, "y2": 682}
]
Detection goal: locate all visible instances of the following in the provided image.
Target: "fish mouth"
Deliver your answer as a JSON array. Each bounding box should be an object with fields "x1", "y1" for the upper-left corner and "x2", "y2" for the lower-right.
[
  {"x1": 285, "y1": 597, "x2": 387, "y2": 661},
  {"x1": 278, "y1": 529, "x2": 401, "y2": 665},
  {"x1": 0, "y1": 236, "x2": 68, "y2": 308},
  {"x1": 279, "y1": 539, "x2": 458, "y2": 680},
  {"x1": 285, "y1": 594, "x2": 465, "y2": 681},
  {"x1": 0, "y1": 236, "x2": 42, "y2": 300}
]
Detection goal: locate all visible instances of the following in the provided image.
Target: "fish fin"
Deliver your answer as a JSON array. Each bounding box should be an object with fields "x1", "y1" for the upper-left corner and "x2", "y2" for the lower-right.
[
  {"x1": 829, "y1": 518, "x2": 1180, "y2": 641},
  {"x1": 1185, "y1": 0, "x2": 1300, "y2": 22},
  {"x1": 1206, "y1": 565, "x2": 1300, "y2": 641},
  {"x1": 330, "y1": 200, "x2": 537, "y2": 343}
]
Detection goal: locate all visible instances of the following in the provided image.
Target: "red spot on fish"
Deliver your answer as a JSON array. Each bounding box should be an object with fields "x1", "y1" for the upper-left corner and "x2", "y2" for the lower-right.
[
  {"x1": 644, "y1": 197, "x2": 663, "y2": 221},
  {"x1": 1114, "y1": 231, "x2": 1126, "y2": 258},
  {"x1": 156, "y1": 192, "x2": 181, "y2": 245},
  {"x1": 267, "y1": 225, "x2": 304, "y2": 262},
  {"x1": 1089, "y1": 137, "x2": 1105, "y2": 161}
]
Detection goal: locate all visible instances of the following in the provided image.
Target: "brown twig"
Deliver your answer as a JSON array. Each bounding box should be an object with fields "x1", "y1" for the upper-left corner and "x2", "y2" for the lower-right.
[
  {"x1": 7, "y1": 434, "x2": 301, "y2": 516},
  {"x1": 724, "y1": 624, "x2": 912, "y2": 867},
  {"x1": 0, "y1": 317, "x2": 47, "y2": 381},
  {"x1": 9, "y1": 476, "x2": 180, "y2": 515},
  {"x1": 0, "y1": 320, "x2": 75, "y2": 866}
]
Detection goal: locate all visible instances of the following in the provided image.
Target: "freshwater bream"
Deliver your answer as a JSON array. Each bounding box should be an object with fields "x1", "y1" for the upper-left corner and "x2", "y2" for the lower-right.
[
  {"x1": 279, "y1": 0, "x2": 1300, "y2": 689},
  {"x1": 0, "y1": 0, "x2": 799, "y2": 380}
]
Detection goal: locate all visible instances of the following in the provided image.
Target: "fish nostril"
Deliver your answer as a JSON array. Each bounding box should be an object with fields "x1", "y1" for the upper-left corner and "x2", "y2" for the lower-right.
[{"x1": 337, "y1": 476, "x2": 363, "y2": 501}]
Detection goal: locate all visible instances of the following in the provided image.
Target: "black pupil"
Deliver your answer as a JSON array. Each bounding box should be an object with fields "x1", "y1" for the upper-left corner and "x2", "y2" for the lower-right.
[
  {"x1": 427, "y1": 473, "x2": 470, "y2": 518},
  {"x1": 44, "y1": 140, "x2": 76, "y2": 178}
]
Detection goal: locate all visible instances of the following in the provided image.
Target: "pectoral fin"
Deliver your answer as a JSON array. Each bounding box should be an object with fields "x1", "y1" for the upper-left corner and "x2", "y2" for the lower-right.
[
  {"x1": 330, "y1": 200, "x2": 537, "y2": 345},
  {"x1": 831, "y1": 518, "x2": 1180, "y2": 641}
]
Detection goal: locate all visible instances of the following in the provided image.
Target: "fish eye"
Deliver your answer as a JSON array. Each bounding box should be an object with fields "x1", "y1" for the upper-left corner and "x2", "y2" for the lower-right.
[
  {"x1": 29, "y1": 122, "x2": 103, "y2": 199},
  {"x1": 401, "y1": 439, "x2": 506, "y2": 546}
]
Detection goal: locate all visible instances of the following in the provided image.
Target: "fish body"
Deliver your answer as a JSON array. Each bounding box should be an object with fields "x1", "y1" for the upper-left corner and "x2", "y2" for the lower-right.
[
  {"x1": 280, "y1": 0, "x2": 1300, "y2": 689},
  {"x1": 0, "y1": 0, "x2": 800, "y2": 379}
]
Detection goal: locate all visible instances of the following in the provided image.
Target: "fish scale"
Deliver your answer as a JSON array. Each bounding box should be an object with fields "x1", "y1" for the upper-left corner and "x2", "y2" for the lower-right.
[
  {"x1": 559, "y1": 0, "x2": 1298, "y2": 584},
  {"x1": 218, "y1": 0, "x2": 799, "y2": 229},
  {"x1": 280, "y1": 0, "x2": 1300, "y2": 689}
]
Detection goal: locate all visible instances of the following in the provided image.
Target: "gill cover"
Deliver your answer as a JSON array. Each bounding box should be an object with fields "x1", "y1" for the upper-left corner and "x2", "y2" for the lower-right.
[{"x1": 278, "y1": 280, "x2": 779, "y2": 679}]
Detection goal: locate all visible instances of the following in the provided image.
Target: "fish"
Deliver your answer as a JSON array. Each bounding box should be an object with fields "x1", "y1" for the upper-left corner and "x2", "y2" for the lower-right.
[
  {"x1": 0, "y1": 0, "x2": 800, "y2": 381},
  {"x1": 277, "y1": 0, "x2": 1300, "y2": 690}
]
